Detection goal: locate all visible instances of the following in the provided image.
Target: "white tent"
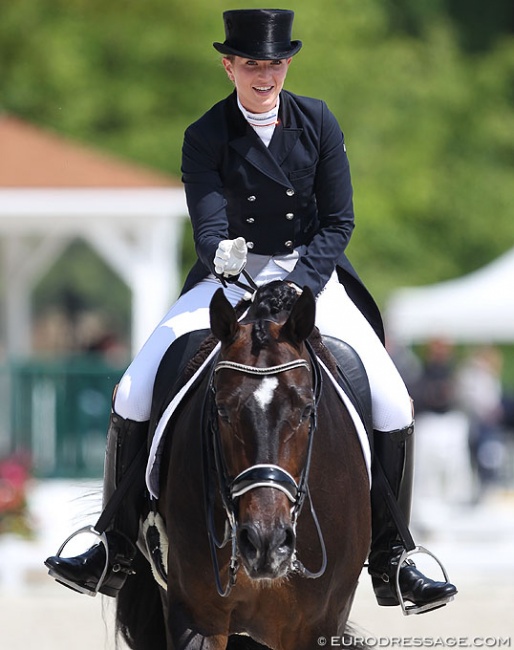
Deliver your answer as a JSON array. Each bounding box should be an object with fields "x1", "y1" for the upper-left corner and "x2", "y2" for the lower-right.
[{"x1": 385, "y1": 248, "x2": 514, "y2": 343}]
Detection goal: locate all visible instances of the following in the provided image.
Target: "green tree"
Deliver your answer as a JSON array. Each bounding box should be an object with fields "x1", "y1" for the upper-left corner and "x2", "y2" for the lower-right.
[{"x1": 2, "y1": 0, "x2": 514, "y2": 307}]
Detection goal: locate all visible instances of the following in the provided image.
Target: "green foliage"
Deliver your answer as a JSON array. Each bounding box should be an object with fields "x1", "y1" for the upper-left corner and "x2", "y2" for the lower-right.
[
  {"x1": 443, "y1": 0, "x2": 514, "y2": 52},
  {"x1": 2, "y1": 0, "x2": 514, "y2": 311}
]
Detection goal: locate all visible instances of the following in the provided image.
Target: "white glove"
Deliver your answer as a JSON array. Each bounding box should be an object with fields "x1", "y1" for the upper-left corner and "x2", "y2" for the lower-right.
[{"x1": 213, "y1": 237, "x2": 248, "y2": 277}]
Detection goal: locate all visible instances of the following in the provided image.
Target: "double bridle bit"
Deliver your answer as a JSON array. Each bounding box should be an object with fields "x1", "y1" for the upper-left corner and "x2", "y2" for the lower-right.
[{"x1": 206, "y1": 353, "x2": 327, "y2": 596}]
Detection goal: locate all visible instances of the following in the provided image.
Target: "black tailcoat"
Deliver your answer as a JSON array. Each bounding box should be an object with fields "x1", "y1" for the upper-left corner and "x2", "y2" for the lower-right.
[{"x1": 181, "y1": 90, "x2": 384, "y2": 342}]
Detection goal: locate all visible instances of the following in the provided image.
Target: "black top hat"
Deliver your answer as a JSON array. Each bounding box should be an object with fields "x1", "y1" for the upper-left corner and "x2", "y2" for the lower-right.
[{"x1": 213, "y1": 9, "x2": 302, "y2": 60}]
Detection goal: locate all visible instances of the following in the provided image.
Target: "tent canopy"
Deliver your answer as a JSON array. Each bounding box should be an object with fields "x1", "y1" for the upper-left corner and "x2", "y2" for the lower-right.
[{"x1": 385, "y1": 248, "x2": 514, "y2": 344}]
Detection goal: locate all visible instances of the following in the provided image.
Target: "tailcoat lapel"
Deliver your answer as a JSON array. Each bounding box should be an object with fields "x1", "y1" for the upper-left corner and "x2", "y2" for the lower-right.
[
  {"x1": 226, "y1": 92, "x2": 302, "y2": 188},
  {"x1": 268, "y1": 119, "x2": 303, "y2": 166}
]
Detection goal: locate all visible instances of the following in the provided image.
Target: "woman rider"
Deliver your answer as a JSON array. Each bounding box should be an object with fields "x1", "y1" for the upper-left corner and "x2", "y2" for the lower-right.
[{"x1": 45, "y1": 8, "x2": 457, "y2": 613}]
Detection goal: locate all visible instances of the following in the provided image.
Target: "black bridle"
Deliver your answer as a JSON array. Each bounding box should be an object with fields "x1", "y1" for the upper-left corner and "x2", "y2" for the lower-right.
[{"x1": 202, "y1": 343, "x2": 327, "y2": 597}]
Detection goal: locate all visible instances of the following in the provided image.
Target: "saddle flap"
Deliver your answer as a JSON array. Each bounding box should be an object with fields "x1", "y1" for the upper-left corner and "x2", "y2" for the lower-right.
[{"x1": 321, "y1": 335, "x2": 373, "y2": 446}]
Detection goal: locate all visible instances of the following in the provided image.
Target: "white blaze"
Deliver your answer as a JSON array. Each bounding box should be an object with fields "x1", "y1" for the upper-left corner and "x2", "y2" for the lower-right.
[{"x1": 253, "y1": 376, "x2": 279, "y2": 411}]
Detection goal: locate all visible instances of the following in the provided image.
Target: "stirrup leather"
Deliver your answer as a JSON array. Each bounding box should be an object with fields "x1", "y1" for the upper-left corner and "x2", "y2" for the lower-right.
[
  {"x1": 395, "y1": 546, "x2": 455, "y2": 616},
  {"x1": 47, "y1": 525, "x2": 111, "y2": 597}
]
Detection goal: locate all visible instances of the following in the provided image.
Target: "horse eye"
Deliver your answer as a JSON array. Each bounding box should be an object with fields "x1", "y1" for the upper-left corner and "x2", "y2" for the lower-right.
[
  {"x1": 301, "y1": 404, "x2": 313, "y2": 422},
  {"x1": 217, "y1": 405, "x2": 230, "y2": 422}
]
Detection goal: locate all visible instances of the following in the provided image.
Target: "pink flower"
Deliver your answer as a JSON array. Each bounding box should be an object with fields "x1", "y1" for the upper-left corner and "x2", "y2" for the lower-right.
[{"x1": 0, "y1": 459, "x2": 29, "y2": 488}]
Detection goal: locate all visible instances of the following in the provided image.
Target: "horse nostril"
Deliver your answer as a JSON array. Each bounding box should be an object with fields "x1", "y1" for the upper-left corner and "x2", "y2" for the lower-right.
[
  {"x1": 283, "y1": 526, "x2": 295, "y2": 551},
  {"x1": 274, "y1": 525, "x2": 295, "y2": 555},
  {"x1": 238, "y1": 522, "x2": 296, "y2": 576},
  {"x1": 238, "y1": 524, "x2": 260, "y2": 561}
]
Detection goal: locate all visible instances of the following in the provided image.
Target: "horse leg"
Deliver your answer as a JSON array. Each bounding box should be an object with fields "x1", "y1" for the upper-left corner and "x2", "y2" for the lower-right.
[
  {"x1": 167, "y1": 628, "x2": 229, "y2": 650},
  {"x1": 165, "y1": 612, "x2": 270, "y2": 650},
  {"x1": 166, "y1": 606, "x2": 229, "y2": 650}
]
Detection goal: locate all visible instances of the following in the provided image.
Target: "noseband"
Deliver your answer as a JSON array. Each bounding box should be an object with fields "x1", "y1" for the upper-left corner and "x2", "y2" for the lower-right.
[{"x1": 203, "y1": 347, "x2": 327, "y2": 596}]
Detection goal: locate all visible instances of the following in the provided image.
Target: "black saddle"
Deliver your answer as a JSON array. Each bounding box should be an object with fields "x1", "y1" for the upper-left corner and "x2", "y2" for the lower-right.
[
  {"x1": 149, "y1": 328, "x2": 212, "y2": 441},
  {"x1": 322, "y1": 335, "x2": 373, "y2": 446}
]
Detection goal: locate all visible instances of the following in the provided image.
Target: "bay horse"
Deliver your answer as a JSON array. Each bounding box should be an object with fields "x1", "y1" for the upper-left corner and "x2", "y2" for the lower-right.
[{"x1": 116, "y1": 281, "x2": 371, "y2": 650}]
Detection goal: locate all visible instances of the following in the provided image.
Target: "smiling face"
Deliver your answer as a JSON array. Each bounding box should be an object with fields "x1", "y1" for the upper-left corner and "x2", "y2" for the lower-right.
[{"x1": 222, "y1": 56, "x2": 292, "y2": 114}]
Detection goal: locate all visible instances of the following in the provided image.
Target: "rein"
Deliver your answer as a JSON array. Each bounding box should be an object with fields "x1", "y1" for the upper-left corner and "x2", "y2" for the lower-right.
[
  {"x1": 219, "y1": 268, "x2": 259, "y2": 295},
  {"x1": 203, "y1": 342, "x2": 327, "y2": 597}
]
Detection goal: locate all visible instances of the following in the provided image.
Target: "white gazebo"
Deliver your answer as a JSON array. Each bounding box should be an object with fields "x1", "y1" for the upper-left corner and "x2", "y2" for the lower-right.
[{"x1": 0, "y1": 116, "x2": 188, "y2": 357}]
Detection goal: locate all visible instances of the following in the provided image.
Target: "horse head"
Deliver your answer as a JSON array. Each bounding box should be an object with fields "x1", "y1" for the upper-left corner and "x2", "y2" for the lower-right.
[{"x1": 209, "y1": 281, "x2": 317, "y2": 581}]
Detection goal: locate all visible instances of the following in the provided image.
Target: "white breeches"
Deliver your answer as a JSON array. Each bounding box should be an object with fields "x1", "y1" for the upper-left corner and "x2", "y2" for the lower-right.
[{"x1": 114, "y1": 254, "x2": 412, "y2": 432}]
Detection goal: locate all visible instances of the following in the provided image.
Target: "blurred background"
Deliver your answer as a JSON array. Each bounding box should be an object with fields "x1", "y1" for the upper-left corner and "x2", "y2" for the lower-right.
[{"x1": 0, "y1": 0, "x2": 513, "y2": 648}]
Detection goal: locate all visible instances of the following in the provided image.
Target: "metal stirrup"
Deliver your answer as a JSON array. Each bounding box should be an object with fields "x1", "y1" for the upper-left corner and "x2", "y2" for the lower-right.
[
  {"x1": 49, "y1": 525, "x2": 110, "y2": 597},
  {"x1": 395, "y1": 545, "x2": 455, "y2": 616}
]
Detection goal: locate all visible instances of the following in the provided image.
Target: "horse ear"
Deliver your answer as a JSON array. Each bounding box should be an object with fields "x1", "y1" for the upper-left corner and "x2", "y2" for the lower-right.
[
  {"x1": 280, "y1": 286, "x2": 316, "y2": 345},
  {"x1": 210, "y1": 288, "x2": 240, "y2": 343}
]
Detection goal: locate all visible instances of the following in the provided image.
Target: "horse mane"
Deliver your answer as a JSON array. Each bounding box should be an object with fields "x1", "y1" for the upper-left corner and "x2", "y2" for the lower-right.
[
  {"x1": 245, "y1": 281, "x2": 299, "y2": 319},
  {"x1": 243, "y1": 281, "x2": 338, "y2": 375},
  {"x1": 244, "y1": 281, "x2": 299, "y2": 352}
]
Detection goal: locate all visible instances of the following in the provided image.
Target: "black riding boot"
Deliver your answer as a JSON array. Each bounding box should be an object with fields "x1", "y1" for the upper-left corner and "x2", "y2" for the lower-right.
[
  {"x1": 45, "y1": 412, "x2": 148, "y2": 597},
  {"x1": 368, "y1": 424, "x2": 457, "y2": 614}
]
